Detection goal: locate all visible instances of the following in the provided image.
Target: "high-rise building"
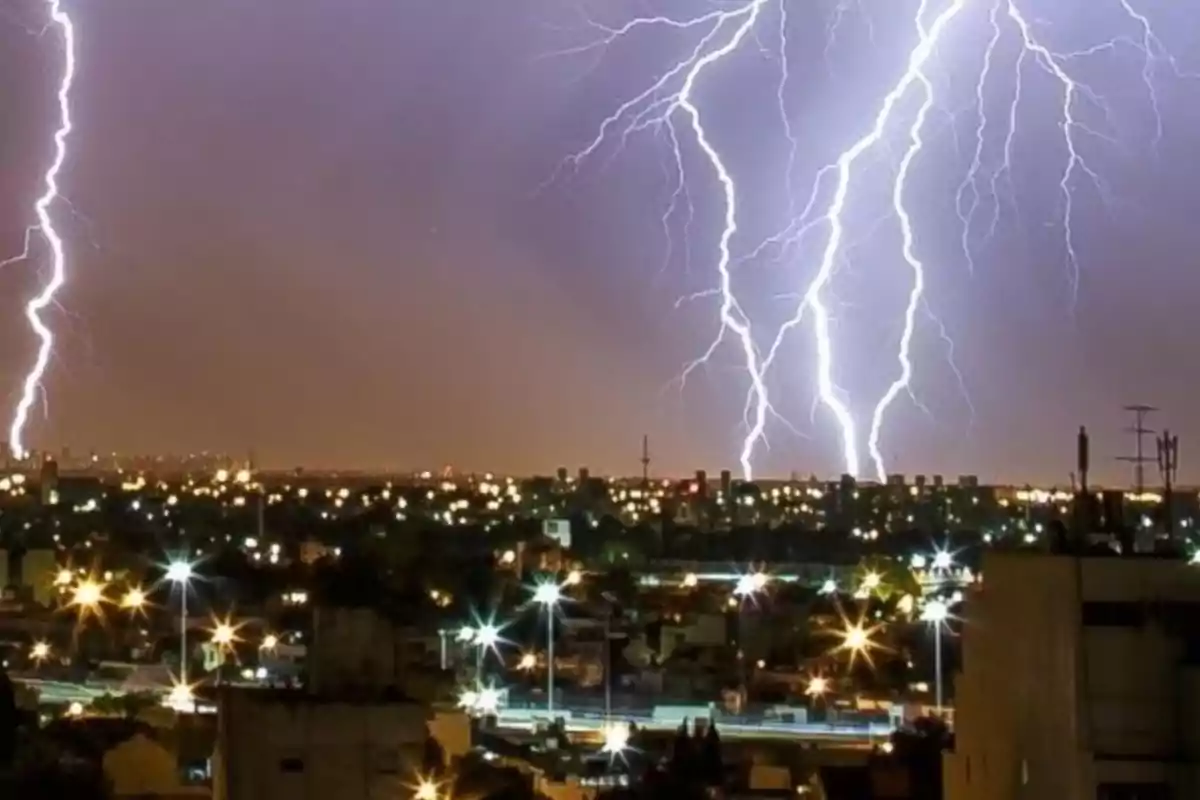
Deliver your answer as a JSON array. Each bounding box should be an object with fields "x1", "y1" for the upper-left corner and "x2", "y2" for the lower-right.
[{"x1": 946, "y1": 551, "x2": 1200, "y2": 800}]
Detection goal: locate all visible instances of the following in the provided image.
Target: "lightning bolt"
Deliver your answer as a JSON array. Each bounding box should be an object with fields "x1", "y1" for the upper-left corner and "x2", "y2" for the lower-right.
[
  {"x1": 761, "y1": 0, "x2": 968, "y2": 483},
  {"x1": 548, "y1": 0, "x2": 1188, "y2": 482},
  {"x1": 5, "y1": 0, "x2": 76, "y2": 461},
  {"x1": 545, "y1": 1, "x2": 774, "y2": 480}
]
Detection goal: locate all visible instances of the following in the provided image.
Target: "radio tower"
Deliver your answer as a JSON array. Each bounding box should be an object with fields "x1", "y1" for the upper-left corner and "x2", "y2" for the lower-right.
[
  {"x1": 1117, "y1": 405, "x2": 1157, "y2": 495},
  {"x1": 640, "y1": 435, "x2": 651, "y2": 490}
]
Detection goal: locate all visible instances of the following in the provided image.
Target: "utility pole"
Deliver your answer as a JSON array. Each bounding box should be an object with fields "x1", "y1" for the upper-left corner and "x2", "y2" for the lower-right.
[
  {"x1": 640, "y1": 435, "x2": 651, "y2": 490},
  {"x1": 1156, "y1": 430, "x2": 1179, "y2": 540},
  {"x1": 1117, "y1": 405, "x2": 1157, "y2": 495}
]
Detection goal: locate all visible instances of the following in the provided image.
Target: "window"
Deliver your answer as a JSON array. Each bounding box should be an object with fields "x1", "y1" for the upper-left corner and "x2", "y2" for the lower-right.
[{"x1": 279, "y1": 757, "x2": 305, "y2": 773}]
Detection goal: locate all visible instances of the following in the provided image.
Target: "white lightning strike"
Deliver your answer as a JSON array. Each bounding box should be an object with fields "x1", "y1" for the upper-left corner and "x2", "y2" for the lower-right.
[
  {"x1": 4, "y1": 0, "x2": 76, "y2": 460},
  {"x1": 547, "y1": 0, "x2": 773, "y2": 480},
  {"x1": 549, "y1": 0, "x2": 1189, "y2": 481},
  {"x1": 764, "y1": 0, "x2": 968, "y2": 482}
]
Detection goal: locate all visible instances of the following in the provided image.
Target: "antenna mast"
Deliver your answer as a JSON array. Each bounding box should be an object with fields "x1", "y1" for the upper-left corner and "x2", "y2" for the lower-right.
[
  {"x1": 1156, "y1": 429, "x2": 1179, "y2": 540},
  {"x1": 640, "y1": 435, "x2": 651, "y2": 489},
  {"x1": 1117, "y1": 404, "x2": 1157, "y2": 495}
]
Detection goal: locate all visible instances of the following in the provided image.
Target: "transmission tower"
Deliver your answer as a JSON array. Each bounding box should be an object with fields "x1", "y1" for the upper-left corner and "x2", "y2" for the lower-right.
[{"x1": 1117, "y1": 404, "x2": 1157, "y2": 494}]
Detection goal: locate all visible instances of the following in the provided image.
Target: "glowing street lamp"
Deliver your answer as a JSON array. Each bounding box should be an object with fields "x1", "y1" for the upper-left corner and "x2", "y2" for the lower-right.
[
  {"x1": 472, "y1": 622, "x2": 501, "y2": 679},
  {"x1": 415, "y1": 778, "x2": 440, "y2": 800},
  {"x1": 805, "y1": 675, "x2": 829, "y2": 700},
  {"x1": 931, "y1": 549, "x2": 954, "y2": 572},
  {"x1": 476, "y1": 684, "x2": 502, "y2": 716},
  {"x1": 532, "y1": 580, "x2": 563, "y2": 716},
  {"x1": 121, "y1": 586, "x2": 147, "y2": 612},
  {"x1": 71, "y1": 579, "x2": 104, "y2": 609},
  {"x1": 733, "y1": 571, "x2": 768, "y2": 598},
  {"x1": 261, "y1": 634, "x2": 279, "y2": 651},
  {"x1": 165, "y1": 681, "x2": 196, "y2": 713},
  {"x1": 732, "y1": 571, "x2": 768, "y2": 690},
  {"x1": 921, "y1": 599, "x2": 950, "y2": 713},
  {"x1": 208, "y1": 615, "x2": 243, "y2": 686},
  {"x1": 457, "y1": 683, "x2": 502, "y2": 717},
  {"x1": 834, "y1": 617, "x2": 882, "y2": 669},
  {"x1": 30, "y1": 640, "x2": 51, "y2": 666},
  {"x1": 165, "y1": 559, "x2": 195, "y2": 687},
  {"x1": 600, "y1": 720, "x2": 631, "y2": 758},
  {"x1": 212, "y1": 622, "x2": 236, "y2": 648}
]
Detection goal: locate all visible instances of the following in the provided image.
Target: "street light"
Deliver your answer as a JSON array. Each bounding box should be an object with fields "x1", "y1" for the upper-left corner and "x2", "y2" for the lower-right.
[
  {"x1": 165, "y1": 681, "x2": 196, "y2": 713},
  {"x1": 805, "y1": 675, "x2": 829, "y2": 700},
  {"x1": 472, "y1": 622, "x2": 501, "y2": 679},
  {"x1": 732, "y1": 571, "x2": 768, "y2": 693},
  {"x1": 834, "y1": 617, "x2": 881, "y2": 669},
  {"x1": 30, "y1": 641, "x2": 51, "y2": 666},
  {"x1": 921, "y1": 599, "x2": 950, "y2": 713},
  {"x1": 71, "y1": 579, "x2": 104, "y2": 609},
  {"x1": 121, "y1": 586, "x2": 147, "y2": 612},
  {"x1": 532, "y1": 580, "x2": 563, "y2": 717},
  {"x1": 68, "y1": 578, "x2": 107, "y2": 626},
  {"x1": 415, "y1": 778, "x2": 440, "y2": 800},
  {"x1": 165, "y1": 559, "x2": 195, "y2": 687},
  {"x1": 457, "y1": 683, "x2": 502, "y2": 717},
  {"x1": 600, "y1": 720, "x2": 631, "y2": 758}
]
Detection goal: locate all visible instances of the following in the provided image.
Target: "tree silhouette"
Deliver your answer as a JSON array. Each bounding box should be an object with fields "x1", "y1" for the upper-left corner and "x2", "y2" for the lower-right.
[
  {"x1": 0, "y1": 667, "x2": 16, "y2": 766},
  {"x1": 668, "y1": 719, "x2": 694, "y2": 777},
  {"x1": 699, "y1": 720, "x2": 723, "y2": 786}
]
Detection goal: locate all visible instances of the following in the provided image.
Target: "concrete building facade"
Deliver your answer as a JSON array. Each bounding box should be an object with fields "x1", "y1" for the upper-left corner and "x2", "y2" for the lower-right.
[
  {"x1": 946, "y1": 551, "x2": 1200, "y2": 800},
  {"x1": 213, "y1": 689, "x2": 429, "y2": 800}
]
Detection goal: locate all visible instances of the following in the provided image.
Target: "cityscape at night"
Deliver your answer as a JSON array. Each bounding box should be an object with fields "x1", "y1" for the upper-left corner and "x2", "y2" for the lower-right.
[{"x1": 2, "y1": 0, "x2": 1200, "y2": 799}]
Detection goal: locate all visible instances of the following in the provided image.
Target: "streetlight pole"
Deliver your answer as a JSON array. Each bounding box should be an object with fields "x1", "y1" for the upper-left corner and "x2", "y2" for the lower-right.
[
  {"x1": 603, "y1": 613, "x2": 612, "y2": 724},
  {"x1": 181, "y1": 589, "x2": 188, "y2": 685},
  {"x1": 166, "y1": 560, "x2": 195, "y2": 688},
  {"x1": 934, "y1": 621, "x2": 943, "y2": 713},
  {"x1": 532, "y1": 581, "x2": 563, "y2": 718},
  {"x1": 473, "y1": 623, "x2": 500, "y2": 683},
  {"x1": 547, "y1": 610, "x2": 555, "y2": 718},
  {"x1": 732, "y1": 571, "x2": 767, "y2": 706},
  {"x1": 921, "y1": 599, "x2": 949, "y2": 716}
]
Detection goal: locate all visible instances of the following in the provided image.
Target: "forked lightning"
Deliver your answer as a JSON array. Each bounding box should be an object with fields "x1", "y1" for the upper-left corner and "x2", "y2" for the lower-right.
[{"x1": 548, "y1": 0, "x2": 1191, "y2": 481}]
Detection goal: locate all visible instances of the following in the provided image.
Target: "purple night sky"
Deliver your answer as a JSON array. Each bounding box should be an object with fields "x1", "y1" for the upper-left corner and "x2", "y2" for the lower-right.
[{"x1": 1, "y1": 0, "x2": 1198, "y2": 483}]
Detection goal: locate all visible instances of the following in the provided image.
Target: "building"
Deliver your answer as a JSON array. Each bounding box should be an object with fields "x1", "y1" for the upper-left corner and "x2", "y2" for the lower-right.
[
  {"x1": 945, "y1": 550, "x2": 1200, "y2": 800},
  {"x1": 308, "y1": 607, "x2": 427, "y2": 694},
  {"x1": 213, "y1": 688, "x2": 430, "y2": 800},
  {"x1": 213, "y1": 605, "x2": 449, "y2": 800}
]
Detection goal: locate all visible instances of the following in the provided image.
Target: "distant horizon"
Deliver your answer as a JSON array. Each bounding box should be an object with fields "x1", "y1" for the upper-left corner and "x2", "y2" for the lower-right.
[{"x1": 22, "y1": 447, "x2": 1186, "y2": 492}]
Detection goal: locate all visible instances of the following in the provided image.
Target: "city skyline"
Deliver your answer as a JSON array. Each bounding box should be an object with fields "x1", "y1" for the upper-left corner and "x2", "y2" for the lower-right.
[{"x1": 2, "y1": 0, "x2": 1199, "y2": 484}]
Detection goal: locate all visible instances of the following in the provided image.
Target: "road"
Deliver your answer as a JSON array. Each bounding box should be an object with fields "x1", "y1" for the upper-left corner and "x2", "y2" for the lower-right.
[
  {"x1": 492, "y1": 706, "x2": 891, "y2": 744},
  {"x1": 13, "y1": 678, "x2": 893, "y2": 747}
]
